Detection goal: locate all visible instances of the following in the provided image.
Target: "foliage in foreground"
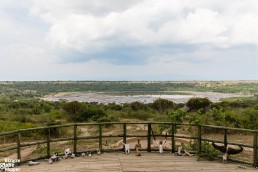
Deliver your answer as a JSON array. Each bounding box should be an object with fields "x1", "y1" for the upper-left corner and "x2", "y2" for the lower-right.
[
  {"x1": 0, "y1": 120, "x2": 39, "y2": 133},
  {"x1": 0, "y1": 93, "x2": 258, "y2": 136},
  {"x1": 197, "y1": 142, "x2": 221, "y2": 161}
]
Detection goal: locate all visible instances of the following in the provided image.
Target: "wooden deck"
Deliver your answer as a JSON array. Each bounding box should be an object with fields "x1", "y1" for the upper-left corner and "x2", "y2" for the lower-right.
[{"x1": 19, "y1": 153, "x2": 256, "y2": 172}]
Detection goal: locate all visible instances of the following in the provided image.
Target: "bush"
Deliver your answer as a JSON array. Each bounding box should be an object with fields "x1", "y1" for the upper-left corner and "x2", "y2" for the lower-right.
[
  {"x1": 168, "y1": 109, "x2": 186, "y2": 123},
  {"x1": 32, "y1": 104, "x2": 42, "y2": 114},
  {"x1": 46, "y1": 121, "x2": 67, "y2": 137},
  {"x1": 0, "y1": 120, "x2": 40, "y2": 137},
  {"x1": 123, "y1": 110, "x2": 154, "y2": 120},
  {"x1": 189, "y1": 110, "x2": 206, "y2": 126},
  {"x1": 152, "y1": 98, "x2": 175, "y2": 115},
  {"x1": 62, "y1": 101, "x2": 86, "y2": 115},
  {"x1": 154, "y1": 114, "x2": 170, "y2": 122},
  {"x1": 97, "y1": 117, "x2": 112, "y2": 127},
  {"x1": 253, "y1": 104, "x2": 258, "y2": 110},
  {"x1": 108, "y1": 103, "x2": 123, "y2": 111},
  {"x1": 186, "y1": 97, "x2": 211, "y2": 111},
  {"x1": 49, "y1": 110, "x2": 67, "y2": 120},
  {"x1": 9, "y1": 114, "x2": 27, "y2": 123},
  {"x1": 43, "y1": 103, "x2": 52, "y2": 113},
  {"x1": 242, "y1": 108, "x2": 258, "y2": 129},
  {"x1": 131, "y1": 101, "x2": 145, "y2": 111},
  {"x1": 198, "y1": 142, "x2": 220, "y2": 161},
  {"x1": 74, "y1": 108, "x2": 106, "y2": 122}
]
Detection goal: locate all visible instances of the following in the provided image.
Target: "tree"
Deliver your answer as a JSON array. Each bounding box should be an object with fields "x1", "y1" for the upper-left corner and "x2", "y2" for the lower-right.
[
  {"x1": 78, "y1": 108, "x2": 106, "y2": 121},
  {"x1": 108, "y1": 103, "x2": 123, "y2": 111},
  {"x1": 186, "y1": 97, "x2": 211, "y2": 111},
  {"x1": 62, "y1": 101, "x2": 86, "y2": 115},
  {"x1": 168, "y1": 109, "x2": 185, "y2": 123},
  {"x1": 131, "y1": 101, "x2": 144, "y2": 111},
  {"x1": 32, "y1": 104, "x2": 42, "y2": 114},
  {"x1": 152, "y1": 98, "x2": 174, "y2": 115},
  {"x1": 242, "y1": 108, "x2": 258, "y2": 129}
]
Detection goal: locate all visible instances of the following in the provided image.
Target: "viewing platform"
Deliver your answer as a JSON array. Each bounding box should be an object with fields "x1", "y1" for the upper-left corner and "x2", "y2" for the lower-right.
[
  {"x1": 19, "y1": 152, "x2": 256, "y2": 172},
  {"x1": 1, "y1": 122, "x2": 258, "y2": 171}
]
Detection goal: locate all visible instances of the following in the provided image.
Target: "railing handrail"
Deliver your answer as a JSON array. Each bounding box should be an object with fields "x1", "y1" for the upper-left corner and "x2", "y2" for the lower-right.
[
  {"x1": 1, "y1": 123, "x2": 257, "y2": 136},
  {"x1": 0, "y1": 122, "x2": 257, "y2": 168}
]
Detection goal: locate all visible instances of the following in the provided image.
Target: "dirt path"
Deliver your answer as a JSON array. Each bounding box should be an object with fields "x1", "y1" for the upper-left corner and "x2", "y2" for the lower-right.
[{"x1": 79, "y1": 127, "x2": 90, "y2": 137}]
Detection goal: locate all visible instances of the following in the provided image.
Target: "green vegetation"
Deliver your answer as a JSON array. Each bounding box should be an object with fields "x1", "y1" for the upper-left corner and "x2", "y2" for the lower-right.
[
  {"x1": 186, "y1": 97, "x2": 211, "y2": 111},
  {"x1": 152, "y1": 98, "x2": 175, "y2": 115},
  {"x1": 1, "y1": 81, "x2": 258, "y2": 165},
  {"x1": 197, "y1": 142, "x2": 221, "y2": 161},
  {"x1": 0, "y1": 120, "x2": 39, "y2": 134},
  {"x1": 0, "y1": 81, "x2": 257, "y2": 137},
  {"x1": 1, "y1": 95, "x2": 258, "y2": 135},
  {"x1": 1, "y1": 81, "x2": 258, "y2": 100}
]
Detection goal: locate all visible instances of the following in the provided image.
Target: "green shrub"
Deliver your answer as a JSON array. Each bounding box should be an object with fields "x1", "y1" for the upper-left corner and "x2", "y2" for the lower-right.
[
  {"x1": 0, "y1": 120, "x2": 40, "y2": 137},
  {"x1": 198, "y1": 142, "x2": 220, "y2": 161},
  {"x1": 242, "y1": 108, "x2": 258, "y2": 129},
  {"x1": 32, "y1": 104, "x2": 42, "y2": 114},
  {"x1": 253, "y1": 104, "x2": 258, "y2": 110},
  {"x1": 43, "y1": 103, "x2": 52, "y2": 113},
  {"x1": 45, "y1": 121, "x2": 70, "y2": 137},
  {"x1": 107, "y1": 103, "x2": 123, "y2": 111},
  {"x1": 9, "y1": 114, "x2": 28, "y2": 123},
  {"x1": 97, "y1": 117, "x2": 112, "y2": 127},
  {"x1": 125, "y1": 110, "x2": 154, "y2": 120},
  {"x1": 0, "y1": 120, "x2": 39, "y2": 132},
  {"x1": 49, "y1": 110, "x2": 66, "y2": 120},
  {"x1": 189, "y1": 110, "x2": 206, "y2": 126},
  {"x1": 106, "y1": 111, "x2": 121, "y2": 122},
  {"x1": 73, "y1": 107, "x2": 106, "y2": 122},
  {"x1": 152, "y1": 98, "x2": 175, "y2": 115},
  {"x1": 62, "y1": 101, "x2": 86, "y2": 115},
  {"x1": 186, "y1": 97, "x2": 211, "y2": 111},
  {"x1": 154, "y1": 114, "x2": 170, "y2": 122},
  {"x1": 168, "y1": 109, "x2": 186, "y2": 123},
  {"x1": 131, "y1": 101, "x2": 145, "y2": 111}
]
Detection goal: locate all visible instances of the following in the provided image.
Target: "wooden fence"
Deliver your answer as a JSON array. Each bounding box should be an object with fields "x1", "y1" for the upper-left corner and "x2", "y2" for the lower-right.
[{"x1": 0, "y1": 122, "x2": 257, "y2": 167}]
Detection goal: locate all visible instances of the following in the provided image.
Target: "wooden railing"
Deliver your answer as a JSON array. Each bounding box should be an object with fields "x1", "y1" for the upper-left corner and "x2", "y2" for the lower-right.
[{"x1": 0, "y1": 122, "x2": 257, "y2": 167}]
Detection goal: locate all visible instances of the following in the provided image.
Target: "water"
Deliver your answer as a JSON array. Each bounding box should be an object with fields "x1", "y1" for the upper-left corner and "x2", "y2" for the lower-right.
[{"x1": 42, "y1": 91, "x2": 248, "y2": 104}]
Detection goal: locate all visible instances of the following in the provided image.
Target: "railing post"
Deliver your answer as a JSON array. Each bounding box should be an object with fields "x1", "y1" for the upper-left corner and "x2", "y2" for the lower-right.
[
  {"x1": 123, "y1": 123, "x2": 127, "y2": 144},
  {"x1": 16, "y1": 131, "x2": 21, "y2": 165},
  {"x1": 47, "y1": 128, "x2": 51, "y2": 158},
  {"x1": 147, "y1": 123, "x2": 151, "y2": 152},
  {"x1": 123, "y1": 123, "x2": 127, "y2": 151},
  {"x1": 74, "y1": 124, "x2": 77, "y2": 153},
  {"x1": 224, "y1": 129, "x2": 228, "y2": 147},
  {"x1": 198, "y1": 125, "x2": 202, "y2": 153},
  {"x1": 99, "y1": 124, "x2": 102, "y2": 152},
  {"x1": 253, "y1": 132, "x2": 258, "y2": 167},
  {"x1": 171, "y1": 124, "x2": 175, "y2": 153}
]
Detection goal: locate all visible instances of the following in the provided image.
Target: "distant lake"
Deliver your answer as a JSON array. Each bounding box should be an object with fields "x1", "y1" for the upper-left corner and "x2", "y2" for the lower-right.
[{"x1": 42, "y1": 91, "x2": 249, "y2": 104}]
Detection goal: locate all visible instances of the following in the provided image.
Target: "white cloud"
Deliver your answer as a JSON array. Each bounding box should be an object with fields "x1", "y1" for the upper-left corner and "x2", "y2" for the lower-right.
[
  {"x1": 230, "y1": 13, "x2": 258, "y2": 45},
  {"x1": 34, "y1": 0, "x2": 258, "y2": 53},
  {"x1": 1, "y1": 0, "x2": 258, "y2": 80}
]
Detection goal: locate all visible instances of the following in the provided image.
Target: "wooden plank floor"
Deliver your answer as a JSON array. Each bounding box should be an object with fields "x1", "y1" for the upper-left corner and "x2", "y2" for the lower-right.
[{"x1": 19, "y1": 152, "x2": 256, "y2": 172}]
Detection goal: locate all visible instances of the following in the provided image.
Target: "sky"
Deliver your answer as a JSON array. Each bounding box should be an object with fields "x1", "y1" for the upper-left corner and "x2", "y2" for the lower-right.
[{"x1": 0, "y1": 0, "x2": 258, "y2": 81}]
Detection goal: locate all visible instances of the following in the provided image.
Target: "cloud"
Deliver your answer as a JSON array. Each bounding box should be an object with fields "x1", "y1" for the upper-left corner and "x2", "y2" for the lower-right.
[
  {"x1": 0, "y1": 0, "x2": 258, "y2": 80},
  {"x1": 32, "y1": 0, "x2": 258, "y2": 64}
]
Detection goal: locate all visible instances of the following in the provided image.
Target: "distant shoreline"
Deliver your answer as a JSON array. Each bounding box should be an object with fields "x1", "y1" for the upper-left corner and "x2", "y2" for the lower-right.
[{"x1": 42, "y1": 91, "x2": 250, "y2": 104}]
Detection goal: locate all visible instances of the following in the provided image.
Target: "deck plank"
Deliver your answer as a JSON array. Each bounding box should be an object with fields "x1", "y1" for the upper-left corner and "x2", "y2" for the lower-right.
[{"x1": 19, "y1": 152, "x2": 256, "y2": 172}]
